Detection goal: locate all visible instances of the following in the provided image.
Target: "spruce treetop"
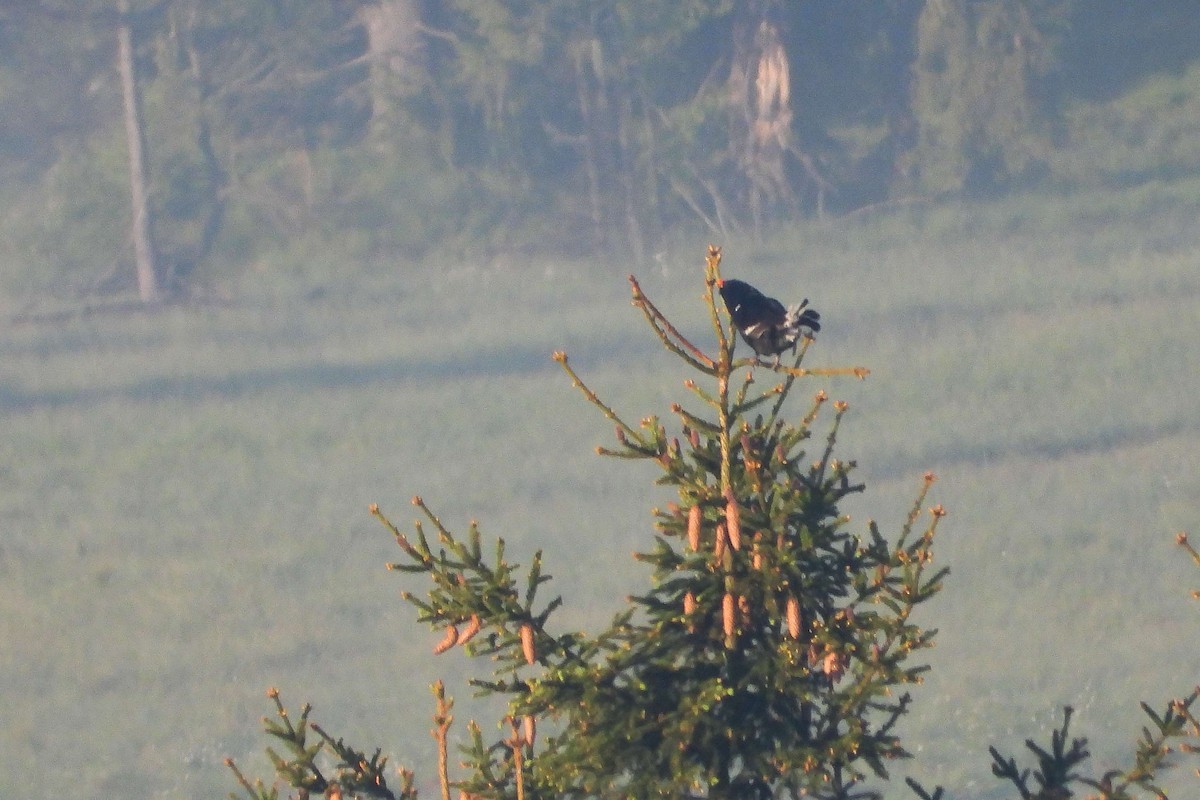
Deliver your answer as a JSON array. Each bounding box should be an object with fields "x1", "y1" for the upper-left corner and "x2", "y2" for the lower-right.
[
  {"x1": 227, "y1": 246, "x2": 949, "y2": 800},
  {"x1": 382, "y1": 246, "x2": 946, "y2": 799}
]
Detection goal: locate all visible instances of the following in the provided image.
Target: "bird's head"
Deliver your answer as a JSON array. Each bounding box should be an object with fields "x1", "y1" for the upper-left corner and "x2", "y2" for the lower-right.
[{"x1": 717, "y1": 278, "x2": 752, "y2": 303}]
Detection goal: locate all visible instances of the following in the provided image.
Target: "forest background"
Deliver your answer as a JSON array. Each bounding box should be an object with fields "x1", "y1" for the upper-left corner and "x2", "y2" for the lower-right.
[{"x1": 2, "y1": 2, "x2": 1200, "y2": 798}]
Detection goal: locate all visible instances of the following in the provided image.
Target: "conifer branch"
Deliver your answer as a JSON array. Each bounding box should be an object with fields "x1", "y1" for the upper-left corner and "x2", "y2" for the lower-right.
[
  {"x1": 731, "y1": 367, "x2": 757, "y2": 409},
  {"x1": 431, "y1": 681, "x2": 453, "y2": 800},
  {"x1": 704, "y1": 245, "x2": 734, "y2": 356},
  {"x1": 224, "y1": 757, "x2": 276, "y2": 800},
  {"x1": 242, "y1": 247, "x2": 951, "y2": 800},
  {"x1": 370, "y1": 503, "x2": 434, "y2": 570},
  {"x1": 683, "y1": 377, "x2": 723, "y2": 409},
  {"x1": 409, "y1": 494, "x2": 453, "y2": 540},
  {"x1": 1084, "y1": 690, "x2": 1200, "y2": 798},
  {"x1": 904, "y1": 776, "x2": 945, "y2": 799},
  {"x1": 895, "y1": 472, "x2": 938, "y2": 549},
  {"x1": 628, "y1": 274, "x2": 717, "y2": 372},
  {"x1": 807, "y1": 400, "x2": 849, "y2": 484},
  {"x1": 766, "y1": 344, "x2": 813, "y2": 423},
  {"x1": 989, "y1": 706, "x2": 1089, "y2": 800},
  {"x1": 309, "y1": 723, "x2": 396, "y2": 800},
  {"x1": 1177, "y1": 530, "x2": 1199, "y2": 560},
  {"x1": 250, "y1": 688, "x2": 407, "y2": 800},
  {"x1": 237, "y1": 245, "x2": 1200, "y2": 800},
  {"x1": 374, "y1": 500, "x2": 578, "y2": 674},
  {"x1": 767, "y1": 361, "x2": 871, "y2": 379},
  {"x1": 671, "y1": 401, "x2": 722, "y2": 436},
  {"x1": 552, "y1": 350, "x2": 643, "y2": 441}
]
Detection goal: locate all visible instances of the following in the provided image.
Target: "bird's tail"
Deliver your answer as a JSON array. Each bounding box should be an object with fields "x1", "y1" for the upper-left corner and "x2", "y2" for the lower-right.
[{"x1": 785, "y1": 299, "x2": 821, "y2": 335}]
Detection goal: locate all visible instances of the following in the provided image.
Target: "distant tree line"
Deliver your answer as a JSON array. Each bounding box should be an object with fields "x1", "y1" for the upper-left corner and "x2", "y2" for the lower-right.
[{"x1": 2, "y1": 1, "x2": 1200, "y2": 297}]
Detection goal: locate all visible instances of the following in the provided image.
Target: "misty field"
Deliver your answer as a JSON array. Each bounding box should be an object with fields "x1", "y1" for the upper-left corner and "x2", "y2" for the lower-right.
[{"x1": 3, "y1": 191, "x2": 1200, "y2": 799}]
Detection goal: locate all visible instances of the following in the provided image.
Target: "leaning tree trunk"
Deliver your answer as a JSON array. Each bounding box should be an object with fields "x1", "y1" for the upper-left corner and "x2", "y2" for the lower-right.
[
  {"x1": 117, "y1": 0, "x2": 161, "y2": 303},
  {"x1": 726, "y1": 0, "x2": 833, "y2": 230}
]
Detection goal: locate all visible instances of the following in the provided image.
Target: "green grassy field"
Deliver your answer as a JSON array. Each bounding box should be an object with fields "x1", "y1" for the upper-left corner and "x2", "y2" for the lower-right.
[{"x1": 3, "y1": 188, "x2": 1199, "y2": 798}]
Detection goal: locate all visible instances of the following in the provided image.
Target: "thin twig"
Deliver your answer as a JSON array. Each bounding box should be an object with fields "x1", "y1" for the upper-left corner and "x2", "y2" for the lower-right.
[
  {"x1": 410, "y1": 495, "x2": 454, "y2": 539},
  {"x1": 553, "y1": 351, "x2": 642, "y2": 440},
  {"x1": 757, "y1": 362, "x2": 870, "y2": 380},
  {"x1": 704, "y1": 245, "x2": 732, "y2": 357},
  {"x1": 628, "y1": 274, "x2": 716, "y2": 372},
  {"x1": 223, "y1": 758, "x2": 259, "y2": 798}
]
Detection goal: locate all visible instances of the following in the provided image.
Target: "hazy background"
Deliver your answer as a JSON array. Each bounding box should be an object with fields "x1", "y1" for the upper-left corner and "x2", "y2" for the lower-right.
[{"x1": 2, "y1": 3, "x2": 1199, "y2": 798}]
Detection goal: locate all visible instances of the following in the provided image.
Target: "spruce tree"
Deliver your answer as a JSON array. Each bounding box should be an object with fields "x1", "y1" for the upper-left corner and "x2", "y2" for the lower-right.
[{"x1": 228, "y1": 246, "x2": 948, "y2": 799}]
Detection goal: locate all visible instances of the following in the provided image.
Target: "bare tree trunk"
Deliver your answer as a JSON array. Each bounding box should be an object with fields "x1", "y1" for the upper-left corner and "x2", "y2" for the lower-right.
[
  {"x1": 117, "y1": 0, "x2": 161, "y2": 303},
  {"x1": 572, "y1": 42, "x2": 605, "y2": 249},
  {"x1": 616, "y1": 93, "x2": 645, "y2": 265},
  {"x1": 727, "y1": 0, "x2": 810, "y2": 233}
]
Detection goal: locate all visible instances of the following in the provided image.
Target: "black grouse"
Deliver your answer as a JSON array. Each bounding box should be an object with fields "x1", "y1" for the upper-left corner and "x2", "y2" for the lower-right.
[{"x1": 717, "y1": 278, "x2": 821, "y2": 365}]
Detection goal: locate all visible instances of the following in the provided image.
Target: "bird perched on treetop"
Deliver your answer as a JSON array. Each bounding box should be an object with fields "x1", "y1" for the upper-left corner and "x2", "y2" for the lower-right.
[{"x1": 717, "y1": 278, "x2": 821, "y2": 365}]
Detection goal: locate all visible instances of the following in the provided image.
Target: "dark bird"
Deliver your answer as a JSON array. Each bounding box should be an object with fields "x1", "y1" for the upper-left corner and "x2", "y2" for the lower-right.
[{"x1": 717, "y1": 278, "x2": 820, "y2": 365}]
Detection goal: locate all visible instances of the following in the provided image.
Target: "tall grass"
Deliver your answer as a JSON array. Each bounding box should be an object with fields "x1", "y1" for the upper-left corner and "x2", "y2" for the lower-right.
[{"x1": 2, "y1": 189, "x2": 1199, "y2": 798}]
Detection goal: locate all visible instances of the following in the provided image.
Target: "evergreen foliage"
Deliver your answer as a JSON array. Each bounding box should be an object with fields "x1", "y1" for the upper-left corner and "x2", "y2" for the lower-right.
[
  {"x1": 226, "y1": 247, "x2": 1200, "y2": 796},
  {"x1": 983, "y1": 699, "x2": 1199, "y2": 800},
  {"x1": 225, "y1": 246, "x2": 1200, "y2": 799},
  {"x1": 229, "y1": 246, "x2": 953, "y2": 798}
]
